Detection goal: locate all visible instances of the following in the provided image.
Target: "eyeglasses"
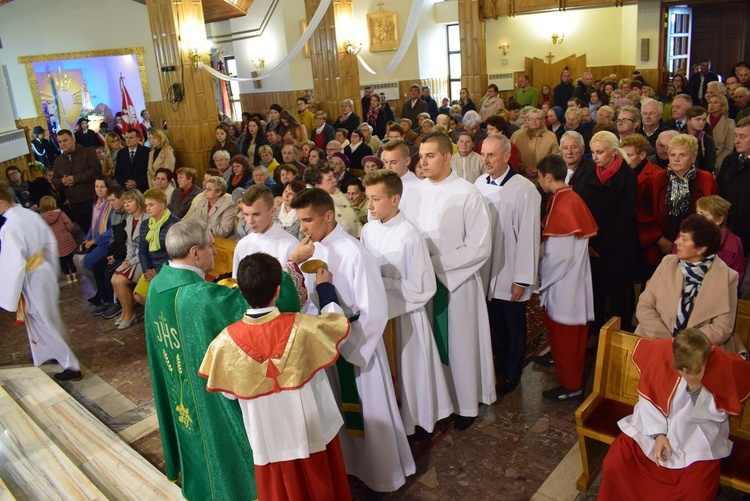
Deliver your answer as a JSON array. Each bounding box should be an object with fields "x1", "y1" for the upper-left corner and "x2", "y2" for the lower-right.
[{"x1": 616, "y1": 118, "x2": 634, "y2": 124}]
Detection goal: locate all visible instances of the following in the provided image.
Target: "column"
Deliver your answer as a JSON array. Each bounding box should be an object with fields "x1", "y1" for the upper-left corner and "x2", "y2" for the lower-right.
[
  {"x1": 146, "y1": 0, "x2": 217, "y2": 175},
  {"x1": 458, "y1": 0, "x2": 488, "y2": 105},
  {"x1": 304, "y1": 0, "x2": 363, "y2": 119}
]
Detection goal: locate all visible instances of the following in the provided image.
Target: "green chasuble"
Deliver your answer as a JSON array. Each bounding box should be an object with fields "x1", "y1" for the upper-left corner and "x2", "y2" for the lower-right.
[{"x1": 144, "y1": 264, "x2": 300, "y2": 501}]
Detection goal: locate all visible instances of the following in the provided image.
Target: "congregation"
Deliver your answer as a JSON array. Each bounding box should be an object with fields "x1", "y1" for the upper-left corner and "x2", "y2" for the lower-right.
[{"x1": 3, "y1": 58, "x2": 750, "y2": 500}]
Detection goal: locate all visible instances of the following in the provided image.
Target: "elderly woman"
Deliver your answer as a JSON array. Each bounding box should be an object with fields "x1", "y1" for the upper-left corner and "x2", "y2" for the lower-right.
[
  {"x1": 207, "y1": 151, "x2": 228, "y2": 184},
  {"x1": 168, "y1": 167, "x2": 202, "y2": 218},
  {"x1": 146, "y1": 128, "x2": 175, "y2": 188},
  {"x1": 638, "y1": 134, "x2": 718, "y2": 271},
  {"x1": 706, "y1": 95, "x2": 735, "y2": 172},
  {"x1": 344, "y1": 128, "x2": 373, "y2": 170},
  {"x1": 273, "y1": 179, "x2": 306, "y2": 240},
  {"x1": 110, "y1": 189, "x2": 145, "y2": 329},
  {"x1": 329, "y1": 151, "x2": 359, "y2": 193},
  {"x1": 693, "y1": 195, "x2": 745, "y2": 287},
  {"x1": 250, "y1": 166, "x2": 283, "y2": 197},
  {"x1": 332, "y1": 99, "x2": 361, "y2": 136},
  {"x1": 685, "y1": 106, "x2": 717, "y2": 173},
  {"x1": 227, "y1": 154, "x2": 252, "y2": 194},
  {"x1": 187, "y1": 175, "x2": 236, "y2": 238},
  {"x1": 133, "y1": 188, "x2": 180, "y2": 312},
  {"x1": 210, "y1": 123, "x2": 240, "y2": 169},
  {"x1": 578, "y1": 131, "x2": 639, "y2": 334},
  {"x1": 637, "y1": 214, "x2": 747, "y2": 356}
]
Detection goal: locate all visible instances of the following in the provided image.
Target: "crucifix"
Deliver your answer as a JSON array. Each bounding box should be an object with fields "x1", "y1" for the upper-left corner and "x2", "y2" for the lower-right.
[{"x1": 545, "y1": 52, "x2": 555, "y2": 64}]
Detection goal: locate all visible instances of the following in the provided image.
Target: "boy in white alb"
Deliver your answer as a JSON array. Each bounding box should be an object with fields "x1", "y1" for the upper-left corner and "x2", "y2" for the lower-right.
[
  {"x1": 200, "y1": 252, "x2": 351, "y2": 501},
  {"x1": 360, "y1": 169, "x2": 453, "y2": 438},
  {"x1": 290, "y1": 187, "x2": 415, "y2": 494},
  {"x1": 232, "y1": 185, "x2": 299, "y2": 276}
]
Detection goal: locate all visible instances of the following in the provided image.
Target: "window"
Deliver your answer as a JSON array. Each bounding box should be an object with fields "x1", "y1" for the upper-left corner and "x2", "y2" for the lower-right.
[
  {"x1": 666, "y1": 6, "x2": 692, "y2": 76},
  {"x1": 224, "y1": 56, "x2": 243, "y2": 120},
  {"x1": 447, "y1": 23, "x2": 461, "y2": 102}
]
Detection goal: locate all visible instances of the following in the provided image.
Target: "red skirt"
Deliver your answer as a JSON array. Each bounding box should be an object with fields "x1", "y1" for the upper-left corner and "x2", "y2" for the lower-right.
[
  {"x1": 254, "y1": 435, "x2": 351, "y2": 501},
  {"x1": 599, "y1": 433, "x2": 720, "y2": 501}
]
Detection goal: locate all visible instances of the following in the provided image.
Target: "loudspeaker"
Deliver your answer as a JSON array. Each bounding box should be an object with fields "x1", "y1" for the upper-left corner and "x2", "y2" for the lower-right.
[{"x1": 640, "y1": 38, "x2": 650, "y2": 62}]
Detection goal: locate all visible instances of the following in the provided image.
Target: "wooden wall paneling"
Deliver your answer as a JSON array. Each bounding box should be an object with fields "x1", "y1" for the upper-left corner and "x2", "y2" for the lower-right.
[
  {"x1": 239, "y1": 91, "x2": 303, "y2": 116},
  {"x1": 146, "y1": 0, "x2": 219, "y2": 176},
  {"x1": 562, "y1": 0, "x2": 617, "y2": 8},
  {"x1": 458, "y1": 0, "x2": 488, "y2": 107},
  {"x1": 305, "y1": 0, "x2": 362, "y2": 123},
  {"x1": 691, "y1": 1, "x2": 748, "y2": 77}
]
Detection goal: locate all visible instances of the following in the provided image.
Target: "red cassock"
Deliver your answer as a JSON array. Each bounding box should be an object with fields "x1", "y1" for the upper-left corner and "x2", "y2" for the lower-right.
[{"x1": 599, "y1": 338, "x2": 750, "y2": 501}]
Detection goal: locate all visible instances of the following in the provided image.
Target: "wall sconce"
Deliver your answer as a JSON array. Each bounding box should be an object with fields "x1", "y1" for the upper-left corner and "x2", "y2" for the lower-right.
[
  {"x1": 499, "y1": 41, "x2": 510, "y2": 55},
  {"x1": 251, "y1": 58, "x2": 266, "y2": 69},
  {"x1": 343, "y1": 40, "x2": 363, "y2": 55},
  {"x1": 186, "y1": 39, "x2": 214, "y2": 65},
  {"x1": 187, "y1": 48, "x2": 202, "y2": 65},
  {"x1": 551, "y1": 33, "x2": 565, "y2": 45}
]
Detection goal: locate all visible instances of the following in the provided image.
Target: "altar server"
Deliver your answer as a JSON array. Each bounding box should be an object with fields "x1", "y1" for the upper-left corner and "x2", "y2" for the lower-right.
[
  {"x1": 201, "y1": 253, "x2": 352, "y2": 501},
  {"x1": 599, "y1": 329, "x2": 750, "y2": 500},
  {"x1": 536, "y1": 154, "x2": 597, "y2": 402},
  {"x1": 0, "y1": 181, "x2": 81, "y2": 381},
  {"x1": 290, "y1": 188, "x2": 415, "y2": 493},
  {"x1": 360, "y1": 169, "x2": 453, "y2": 437},
  {"x1": 475, "y1": 133, "x2": 540, "y2": 396},
  {"x1": 380, "y1": 138, "x2": 420, "y2": 213},
  {"x1": 404, "y1": 131, "x2": 496, "y2": 431}
]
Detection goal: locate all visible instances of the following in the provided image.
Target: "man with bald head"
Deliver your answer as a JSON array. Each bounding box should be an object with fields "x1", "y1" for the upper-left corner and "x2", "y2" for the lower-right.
[
  {"x1": 733, "y1": 87, "x2": 750, "y2": 121},
  {"x1": 647, "y1": 130, "x2": 679, "y2": 169}
]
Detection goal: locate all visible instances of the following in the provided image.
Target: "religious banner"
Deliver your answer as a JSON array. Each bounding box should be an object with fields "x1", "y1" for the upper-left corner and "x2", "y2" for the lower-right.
[
  {"x1": 119, "y1": 74, "x2": 140, "y2": 135},
  {"x1": 367, "y1": 3, "x2": 399, "y2": 53}
]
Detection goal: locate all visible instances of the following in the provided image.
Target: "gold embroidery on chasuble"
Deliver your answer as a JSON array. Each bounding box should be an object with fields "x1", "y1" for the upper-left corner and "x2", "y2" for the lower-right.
[{"x1": 154, "y1": 311, "x2": 195, "y2": 432}]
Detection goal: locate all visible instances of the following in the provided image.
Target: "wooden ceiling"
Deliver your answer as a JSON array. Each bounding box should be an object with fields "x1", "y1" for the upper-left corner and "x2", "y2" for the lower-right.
[{"x1": 132, "y1": 0, "x2": 253, "y2": 24}]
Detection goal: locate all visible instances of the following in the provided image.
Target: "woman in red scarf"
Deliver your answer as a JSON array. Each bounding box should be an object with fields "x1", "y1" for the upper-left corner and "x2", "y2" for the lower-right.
[
  {"x1": 576, "y1": 131, "x2": 639, "y2": 339},
  {"x1": 366, "y1": 94, "x2": 387, "y2": 139}
]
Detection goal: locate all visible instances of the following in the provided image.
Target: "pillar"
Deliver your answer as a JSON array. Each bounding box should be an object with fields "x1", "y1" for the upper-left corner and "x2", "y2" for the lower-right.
[
  {"x1": 146, "y1": 0, "x2": 217, "y2": 175},
  {"x1": 304, "y1": 0, "x2": 363, "y2": 119},
  {"x1": 458, "y1": 0, "x2": 488, "y2": 104}
]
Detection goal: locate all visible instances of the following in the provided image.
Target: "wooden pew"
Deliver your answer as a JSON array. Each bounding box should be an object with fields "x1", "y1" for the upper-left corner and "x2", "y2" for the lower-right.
[{"x1": 575, "y1": 299, "x2": 750, "y2": 494}]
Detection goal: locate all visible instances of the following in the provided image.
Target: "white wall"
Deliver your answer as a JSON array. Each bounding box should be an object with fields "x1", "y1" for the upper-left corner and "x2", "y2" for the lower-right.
[
  {"x1": 484, "y1": 5, "x2": 638, "y2": 75},
  {"x1": 0, "y1": 0, "x2": 161, "y2": 119},
  {"x1": 636, "y1": 0, "x2": 661, "y2": 69}
]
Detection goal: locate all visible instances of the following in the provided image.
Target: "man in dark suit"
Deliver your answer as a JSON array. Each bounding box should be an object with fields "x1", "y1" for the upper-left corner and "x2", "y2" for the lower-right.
[
  {"x1": 115, "y1": 129, "x2": 150, "y2": 192},
  {"x1": 401, "y1": 84, "x2": 428, "y2": 131},
  {"x1": 687, "y1": 60, "x2": 720, "y2": 107},
  {"x1": 716, "y1": 117, "x2": 750, "y2": 257},
  {"x1": 662, "y1": 94, "x2": 713, "y2": 136}
]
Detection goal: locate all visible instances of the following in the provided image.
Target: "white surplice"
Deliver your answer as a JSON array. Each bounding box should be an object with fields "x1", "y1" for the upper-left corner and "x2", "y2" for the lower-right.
[
  {"x1": 302, "y1": 223, "x2": 415, "y2": 492},
  {"x1": 0, "y1": 206, "x2": 79, "y2": 370},
  {"x1": 232, "y1": 222, "x2": 298, "y2": 277},
  {"x1": 618, "y1": 380, "x2": 732, "y2": 469},
  {"x1": 474, "y1": 172, "x2": 541, "y2": 303},
  {"x1": 537, "y1": 235, "x2": 595, "y2": 325},
  {"x1": 403, "y1": 171, "x2": 496, "y2": 416},
  {"x1": 398, "y1": 170, "x2": 421, "y2": 216},
  {"x1": 360, "y1": 212, "x2": 453, "y2": 434}
]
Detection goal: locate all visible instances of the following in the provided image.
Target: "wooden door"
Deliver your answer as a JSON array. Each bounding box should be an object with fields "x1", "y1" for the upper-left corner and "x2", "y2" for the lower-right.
[{"x1": 690, "y1": 1, "x2": 749, "y2": 77}]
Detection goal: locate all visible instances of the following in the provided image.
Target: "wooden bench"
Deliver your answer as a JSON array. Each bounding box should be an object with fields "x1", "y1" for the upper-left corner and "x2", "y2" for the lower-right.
[{"x1": 575, "y1": 299, "x2": 750, "y2": 494}]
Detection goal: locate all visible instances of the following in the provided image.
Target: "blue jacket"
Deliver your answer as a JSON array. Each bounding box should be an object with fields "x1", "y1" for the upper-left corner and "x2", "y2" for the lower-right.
[{"x1": 138, "y1": 213, "x2": 180, "y2": 272}]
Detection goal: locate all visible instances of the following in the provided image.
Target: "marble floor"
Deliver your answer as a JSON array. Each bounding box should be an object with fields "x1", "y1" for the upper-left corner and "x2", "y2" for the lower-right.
[{"x1": 0, "y1": 276, "x2": 746, "y2": 500}]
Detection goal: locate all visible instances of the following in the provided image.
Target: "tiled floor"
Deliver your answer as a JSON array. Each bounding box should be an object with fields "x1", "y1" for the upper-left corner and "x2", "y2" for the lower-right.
[{"x1": 1, "y1": 276, "x2": 746, "y2": 500}]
